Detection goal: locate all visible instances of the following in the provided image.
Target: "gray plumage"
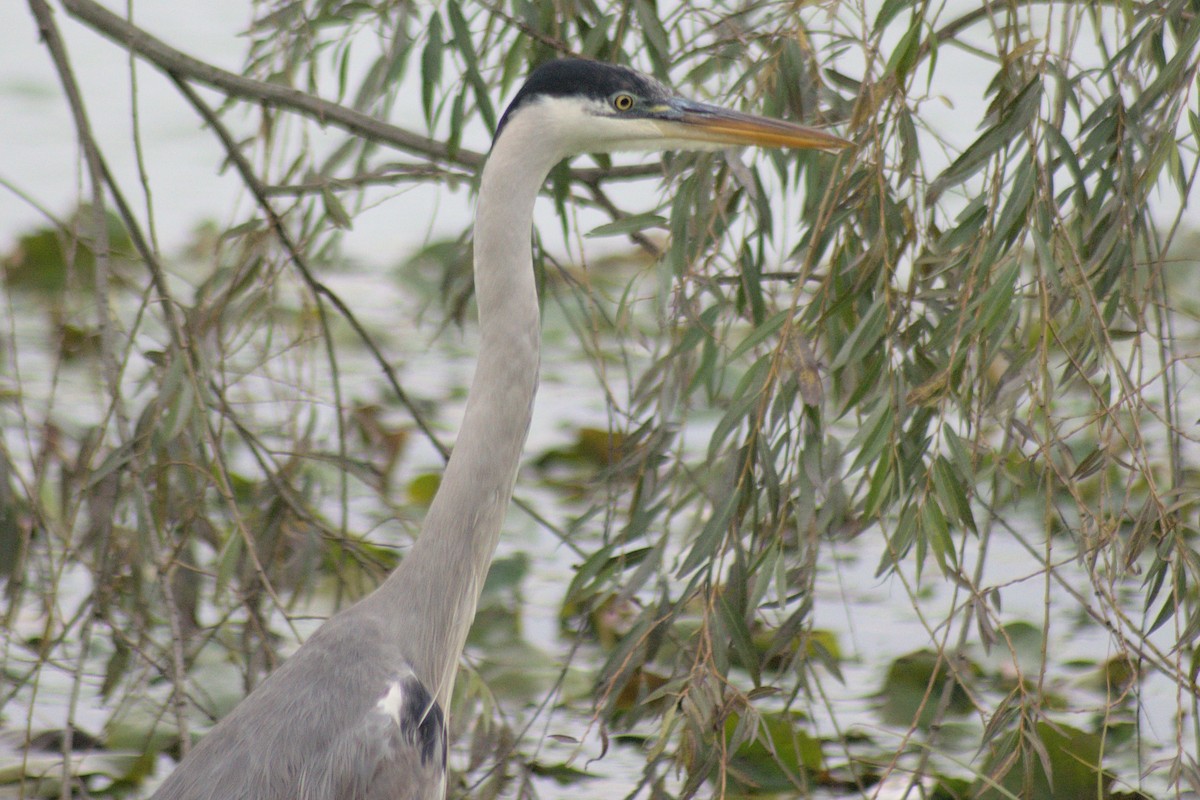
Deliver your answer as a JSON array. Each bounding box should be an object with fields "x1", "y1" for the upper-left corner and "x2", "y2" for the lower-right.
[
  {"x1": 149, "y1": 59, "x2": 847, "y2": 800},
  {"x1": 154, "y1": 613, "x2": 444, "y2": 800}
]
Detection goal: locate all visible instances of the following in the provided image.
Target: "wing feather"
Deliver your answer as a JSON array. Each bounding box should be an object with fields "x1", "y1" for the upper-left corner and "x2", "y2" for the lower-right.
[{"x1": 150, "y1": 618, "x2": 446, "y2": 800}]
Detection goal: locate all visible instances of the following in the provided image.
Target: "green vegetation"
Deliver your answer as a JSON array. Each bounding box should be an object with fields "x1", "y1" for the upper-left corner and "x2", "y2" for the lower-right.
[{"x1": 2, "y1": 0, "x2": 1198, "y2": 797}]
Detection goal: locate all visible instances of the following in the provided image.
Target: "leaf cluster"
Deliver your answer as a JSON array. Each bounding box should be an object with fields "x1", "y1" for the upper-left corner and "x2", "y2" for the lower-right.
[{"x1": 3, "y1": 0, "x2": 1199, "y2": 797}]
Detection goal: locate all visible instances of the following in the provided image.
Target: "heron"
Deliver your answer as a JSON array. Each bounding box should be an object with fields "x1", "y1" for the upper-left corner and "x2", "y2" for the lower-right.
[{"x1": 149, "y1": 58, "x2": 848, "y2": 800}]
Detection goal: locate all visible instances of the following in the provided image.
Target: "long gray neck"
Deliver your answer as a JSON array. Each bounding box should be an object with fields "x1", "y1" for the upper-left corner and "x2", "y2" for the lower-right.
[{"x1": 363, "y1": 117, "x2": 563, "y2": 708}]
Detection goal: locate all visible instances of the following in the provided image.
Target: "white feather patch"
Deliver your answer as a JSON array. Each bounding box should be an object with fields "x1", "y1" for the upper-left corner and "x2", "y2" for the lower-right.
[{"x1": 375, "y1": 680, "x2": 406, "y2": 724}]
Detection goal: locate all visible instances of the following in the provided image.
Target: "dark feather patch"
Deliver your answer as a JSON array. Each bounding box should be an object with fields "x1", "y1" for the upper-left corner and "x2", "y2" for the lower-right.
[
  {"x1": 396, "y1": 674, "x2": 445, "y2": 769},
  {"x1": 494, "y1": 59, "x2": 671, "y2": 141}
]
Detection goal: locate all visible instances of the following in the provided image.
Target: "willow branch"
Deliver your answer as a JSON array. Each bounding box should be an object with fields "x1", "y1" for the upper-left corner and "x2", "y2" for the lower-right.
[
  {"x1": 169, "y1": 74, "x2": 449, "y2": 459},
  {"x1": 58, "y1": 0, "x2": 660, "y2": 184},
  {"x1": 60, "y1": 0, "x2": 478, "y2": 167}
]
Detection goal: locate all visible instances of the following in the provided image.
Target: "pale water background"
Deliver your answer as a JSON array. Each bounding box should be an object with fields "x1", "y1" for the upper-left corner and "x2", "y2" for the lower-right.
[{"x1": 1, "y1": 1, "x2": 1195, "y2": 797}]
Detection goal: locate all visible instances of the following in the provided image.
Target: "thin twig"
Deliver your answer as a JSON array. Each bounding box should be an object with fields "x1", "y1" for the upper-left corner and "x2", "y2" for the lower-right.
[
  {"x1": 58, "y1": 0, "x2": 661, "y2": 184},
  {"x1": 25, "y1": 2, "x2": 147, "y2": 789},
  {"x1": 262, "y1": 163, "x2": 473, "y2": 196},
  {"x1": 170, "y1": 75, "x2": 452, "y2": 462},
  {"x1": 61, "y1": 0, "x2": 478, "y2": 167},
  {"x1": 582, "y1": 182, "x2": 663, "y2": 258},
  {"x1": 169, "y1": 65, "x2": 577, "y2": 549}
]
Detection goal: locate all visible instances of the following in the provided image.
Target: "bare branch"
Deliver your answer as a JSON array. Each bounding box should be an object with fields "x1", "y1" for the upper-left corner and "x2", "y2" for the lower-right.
[
  {"x1": 58, "y1": 0, "x2": 661, "y2": 184},
  {"x1": 60, "y1": 0, "x2": 480, "y2": 168}
]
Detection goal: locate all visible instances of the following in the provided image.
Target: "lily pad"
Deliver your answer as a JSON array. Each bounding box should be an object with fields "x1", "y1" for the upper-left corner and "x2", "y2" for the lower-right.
[
  {"x1": 875, "y1": 649, "x2": 976, "y2": 729},
  {"x1": 0, "y1": 730, "x2": 143, "y2": 797},
  {"x1": 976, "y1": 719, "x2": 1111, "y2": 800},
  {"x1": 722, "y1": 710, "x2": 824, "y2": 794}
]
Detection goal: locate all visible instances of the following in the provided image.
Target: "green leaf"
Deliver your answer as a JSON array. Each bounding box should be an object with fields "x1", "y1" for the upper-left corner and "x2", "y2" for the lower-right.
[
  {"x1": 918, "y1": 495, "x2": 955, "y2": 575},
  {"x1": 717, "y1": 594, "x2": 760, "y2": 685},
  {"x1": 678, "y1": 304, "x2": 721, "y2": 354},
  {"x1": 1130, "y1": 12, "x2": 1200, "y2": 118},
  {"x1": 633, "y1": 0, "x2": 670, "y2": 75},
  {"x1": 446, "y1": 0, "x2": 495, "y2": 131},
  {"x1": 849, "y1": 400, "x2": 894, "y2": 475},
  {"x1": 563, "y1": 541, "x2": 617, "y2": 604},
  {"x1": 886, "y1": 20, "x2": 922, "y2": 83},
  {"x1": 863, "y1": 450, "x2": 896, "y2": 520},
  {"x1": 529, "y1": 761, "x2": 600, "y2": 785},
  {"x1": 585, "y1": 213, "x2": 666, "y2": 238},
  {"x1": 974, "y1": 257, "x2": 1021, "y2": 334},
  {"x1": 730, "y1": 309, "x2": 790, "y2": 361},
  {"x1": 447, "y1": 89, "x2": 465, "y2": 157},
  {"x1": 421, "y1": 13, "x2": 444, "y2": 125},
  {"x1": 831, "y1": 296, "x2": 888, "y2": 371},
  {"x1": 992, "y1": 153, "x2": 1035, "y2": 248},
  {"x1": 897, "y1": 107, "x2": 919, "y2": 179},
  {"x1": 678, "y1": 491, "x2": 738, "y2": 577},
  {"x1": 931, "y1": 455, "x2": 976, "y2": 533},
  {"x1": 873, "y1": 0, "x2": 913, "y2": 32},
  {"x1": 928, "y1": 78, "x2": 1042, "y2": 200},
  {"x1": 709, "y1": 356, "x2": 772, "y2": 460}
]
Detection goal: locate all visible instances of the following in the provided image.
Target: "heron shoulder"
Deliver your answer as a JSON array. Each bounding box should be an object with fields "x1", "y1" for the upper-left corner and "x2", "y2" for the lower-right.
[
  {"x1": 371, "y1": 668, "x2": 446, "y2": 770},
  {"x1": 150, "y1": 617, "x2": 445, "y2": 800},
  {"x1": 303, "y1": 665, "x2": 447, "y2": 800}
]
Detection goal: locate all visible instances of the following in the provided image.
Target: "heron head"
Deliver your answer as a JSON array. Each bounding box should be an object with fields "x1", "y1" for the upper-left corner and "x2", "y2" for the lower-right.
[{"x1": 493, "y1": 59, "x2": 850, "y2": 158}]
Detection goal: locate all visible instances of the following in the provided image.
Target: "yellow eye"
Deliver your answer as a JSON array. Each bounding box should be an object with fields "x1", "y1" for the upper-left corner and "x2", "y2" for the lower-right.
[{"x1": 613, "y1": 93, "x2": 635, "y2": 112}]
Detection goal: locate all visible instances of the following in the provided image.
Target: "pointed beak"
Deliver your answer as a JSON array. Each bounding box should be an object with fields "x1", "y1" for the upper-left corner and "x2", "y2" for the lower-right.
[{"x1": 650, "y1": 98, "x2": 850, "y2": 152}]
